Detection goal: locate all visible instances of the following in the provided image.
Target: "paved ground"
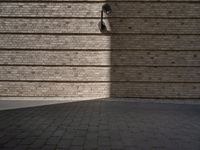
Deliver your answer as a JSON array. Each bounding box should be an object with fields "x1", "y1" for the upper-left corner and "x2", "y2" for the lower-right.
[{"x1": 0, "y1": 100, "x2": 199, "y2": 150}]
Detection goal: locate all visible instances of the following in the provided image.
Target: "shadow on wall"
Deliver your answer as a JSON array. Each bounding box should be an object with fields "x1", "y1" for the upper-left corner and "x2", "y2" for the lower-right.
[
  {"x1": 0, "y1": 1, "x2": 199, "y2": 99},
  {"x1": 106, "y1": 2, "x2": 145, "y2": 98},
  {"x1": 99, "y1": 2, "x2": 134, "y2": 98},
  {"x1": 108, "y1": 3, "x2": 130, "y2": 98},
  {"x1": 104, "y1": 2, "x2": 200, "y2": 98}
]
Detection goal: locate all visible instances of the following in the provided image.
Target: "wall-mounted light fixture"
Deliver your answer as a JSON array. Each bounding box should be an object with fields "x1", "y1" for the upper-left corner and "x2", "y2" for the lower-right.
[{"x1": 98, "y1": 4, "x2": 112, "y2": 32}]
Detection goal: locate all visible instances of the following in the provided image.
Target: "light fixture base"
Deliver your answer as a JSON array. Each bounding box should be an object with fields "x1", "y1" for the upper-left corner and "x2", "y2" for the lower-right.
[{"x1": 98, "y1": 21, "x2": 107, "y2": 32}]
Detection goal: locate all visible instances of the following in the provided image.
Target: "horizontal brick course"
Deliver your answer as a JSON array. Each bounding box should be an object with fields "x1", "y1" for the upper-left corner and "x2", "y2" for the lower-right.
[
  {"x1": 0, "y1": 3, "x2": 199, "y2": 18},
  {"x1": 0, "y1": 66, "x2": 199, "y2": 82},
  {"x1": 0, "y1": 19, "x2": 200, "y2": 34},
  {"x1": 3, "y1": 0, "x2": 200, "y2": 1},
  {"x1": 0, "y1": 1, "x2": 200, "y2": 98},
  {"x1": 0, "y1": 35, "x2": 200, "y2": 50},
  {"x1": 0, "y1": 51, "x2": 199, "y2": 66},
  {"x1": 0, "y1": 82, "x2": 199, "y2": 98}
]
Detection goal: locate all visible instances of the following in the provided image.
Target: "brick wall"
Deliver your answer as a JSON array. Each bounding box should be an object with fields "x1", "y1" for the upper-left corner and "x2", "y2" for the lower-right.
[{"x1": 0, "y1": 0, "x2": 200, "y2": 98}]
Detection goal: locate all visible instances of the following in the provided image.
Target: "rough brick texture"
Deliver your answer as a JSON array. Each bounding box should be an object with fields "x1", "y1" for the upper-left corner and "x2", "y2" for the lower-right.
[
  {"x1": 1, "y1": 18, "x2": 200, "y2": 34},
  {"x1": 0, "y1": 1, "x2": 200, "y2": 98},
  {"x1": 0, "y1": 35, "x2": 200, "y2": 50},
  {"x1": 0, "y1": 3, "x2": 199, "y2": 18}
]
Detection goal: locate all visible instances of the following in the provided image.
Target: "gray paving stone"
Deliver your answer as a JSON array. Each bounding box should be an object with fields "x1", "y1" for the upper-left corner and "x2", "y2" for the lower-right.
[
  {"x1": 57, "y1": 139, "x2": 71, "y2": 148},
  {"x1": 28, "y1": 138, "x2": 47, "y2": 148},
  {"x1": 46, "y1": 137, "x2": 61, "y2": 145},
  {"x1": 97, "y1": 146, "x2": 111, "y2": 150},
  {"x1": 84, "y1": 139, "x2": 98, "y2": 149},
  {"x1": 40, "y1": 145, "x2": 56, "y2": 150},
  {"x1": 3, "y1": 139, "x2": 21, "y2": 148},
  {"x1": 98, "y1": 137, "x2": 110, "y2": 146},
  {"x1": 19, "y1": 137, "x2": 37, "y2": 145},
  {"x1": 69, "y1": 145, "x2": 83, "y2": 150},
  {"x1": 52, "y1": 129, "x2": 66, "y2": 137},
  {"x1": 0, "y1": 136, "x2": 12, "y2": 145},
  {"x1": 13, "y1": 145, "x2": 29, "y2": 150},
  {"x1": 0, "y1": 101, "x2": 199, "y2": 150},
  {"x1": 72, "y1": 137, "x2": 85, "y2": 146}
]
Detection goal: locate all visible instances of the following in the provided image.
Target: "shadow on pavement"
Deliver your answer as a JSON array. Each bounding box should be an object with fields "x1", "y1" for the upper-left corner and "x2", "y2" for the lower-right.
[{"x1": 0, "y1": 100, "x2": 199, "y2": 150}]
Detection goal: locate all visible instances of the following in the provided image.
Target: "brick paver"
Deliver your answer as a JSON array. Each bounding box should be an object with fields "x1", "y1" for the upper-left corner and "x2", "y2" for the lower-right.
[{"x1": 0, "y1": 100, "x2": 199, "y2": 150}]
